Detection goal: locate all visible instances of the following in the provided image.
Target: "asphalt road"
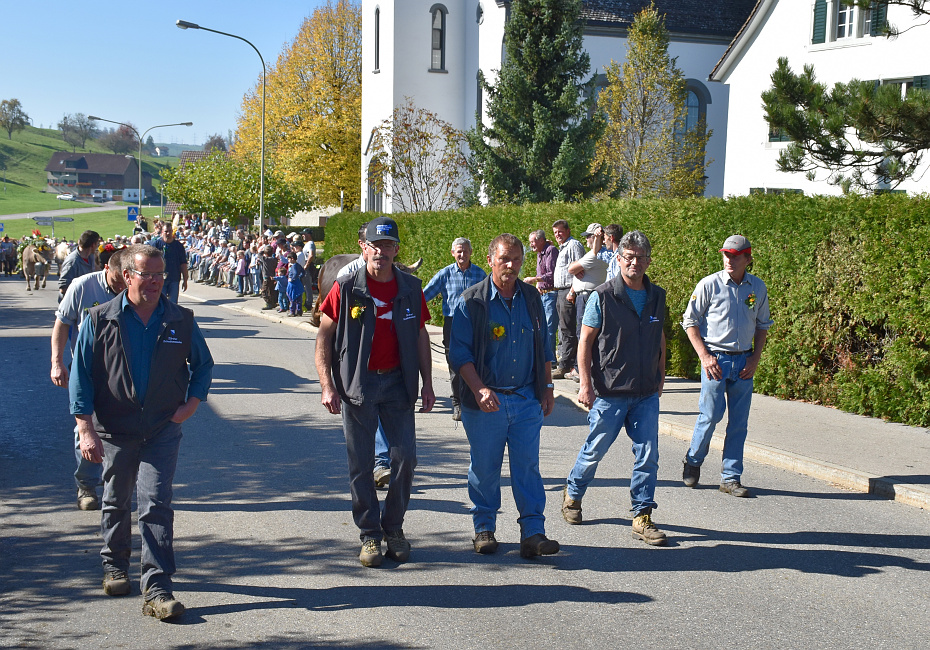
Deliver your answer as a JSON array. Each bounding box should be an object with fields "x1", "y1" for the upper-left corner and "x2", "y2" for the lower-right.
[
  {"x1": 0, "y1": 203, "x2": 128, "y2": 221},
  {"x1": 1, "y1": 276, "x2": 928, "y2": 649}
]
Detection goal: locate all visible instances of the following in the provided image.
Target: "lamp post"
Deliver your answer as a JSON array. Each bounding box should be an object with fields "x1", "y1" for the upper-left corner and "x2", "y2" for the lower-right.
[
  {"x1": 176, "y1": 19, "x2": 266, "y2": 232},
  {"x1": 88, "y1": 116, "x2": 192, "y2": 220}
]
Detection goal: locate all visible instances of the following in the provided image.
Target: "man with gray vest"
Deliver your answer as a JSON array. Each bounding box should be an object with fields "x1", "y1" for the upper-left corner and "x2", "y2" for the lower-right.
[
  {"x1": 561, "y1": 231, "x2": 668, "y2": 546},
  {"x1": 316, "y1": 217, "x2": 435, "y2": 568},
  {"x1": 70, "y1": 244, "x2": 214, "y2": 620}
]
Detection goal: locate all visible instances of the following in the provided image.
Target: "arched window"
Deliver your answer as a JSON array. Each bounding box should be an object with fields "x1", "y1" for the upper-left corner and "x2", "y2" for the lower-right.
[
  {"x1": 374, "y1": 7, "x2": 380, "y2": 72},
  {"x1": 430, "y1": 5, "x2": 448, "y2": 71},
  {"x1": 367, "y1": 159, "x2": 383, "y2": 213}
]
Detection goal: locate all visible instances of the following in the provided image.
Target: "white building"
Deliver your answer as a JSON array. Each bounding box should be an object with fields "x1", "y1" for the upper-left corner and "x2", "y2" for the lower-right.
[
  {"x1": 361, "y1": 0, "x2": 757, "y2": 212},
  {"x1": 710, "y1": 0, "x2": 930, "y2": 196}
]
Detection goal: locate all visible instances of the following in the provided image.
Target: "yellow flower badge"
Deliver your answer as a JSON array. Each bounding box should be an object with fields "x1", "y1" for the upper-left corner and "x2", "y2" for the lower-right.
[
  {"x1": 491, "y1": 323, "x2": 506, "y2": 341},
  {"x1": 351, "y1": 304, "x2": 366, "y2": 319},
  {"x1": 745, "y1": 293, "x2": 756, "y2": 309}
]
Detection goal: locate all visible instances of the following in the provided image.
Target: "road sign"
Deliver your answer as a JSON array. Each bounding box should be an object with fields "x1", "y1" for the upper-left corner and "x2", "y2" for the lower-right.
[
  {"x1": 33, "y1": 218, "x2": 54, "y2": 226},
  {"x1": 127, "y1": 206, "x2": 140, "y2": 221},
  {"x1": 0, "y1": 223, "x2": 4, "y2": 232},
  {"x1": 53, "y1": 217, "x2": 74, "y2": 222}
]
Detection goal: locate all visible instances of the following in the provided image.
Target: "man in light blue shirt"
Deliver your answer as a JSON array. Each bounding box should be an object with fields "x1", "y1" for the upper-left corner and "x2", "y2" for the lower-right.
[
  {"x1": 681, "y1": 235, "x2": 773, "y2": 497},
  {"x1": 423, "y1": 237, "x2": 487, "y2": 421}
]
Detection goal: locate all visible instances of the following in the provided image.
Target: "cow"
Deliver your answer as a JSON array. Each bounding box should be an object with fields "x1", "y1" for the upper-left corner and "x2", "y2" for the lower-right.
[
  {"x1": 309, "y1": 253, "x2": 423, "y2": 327},
  {"x1": 21, "y1": 243, "x2": 54, "y2": 291},
  {"x1": 54, "y1": 241, "x2": 73, "y2": 275}
]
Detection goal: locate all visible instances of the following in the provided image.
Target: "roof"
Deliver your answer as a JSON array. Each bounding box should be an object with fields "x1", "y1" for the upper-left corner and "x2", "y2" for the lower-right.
[
  {"x1": 708, "y1": 0, "x2": 771, "y2": 82},
  {"x1": 45, "y1": 152, "x2": 136, "y2": 175},
  {"x1": 581, "y1": 0, "x2": 758, "y2": 38}
]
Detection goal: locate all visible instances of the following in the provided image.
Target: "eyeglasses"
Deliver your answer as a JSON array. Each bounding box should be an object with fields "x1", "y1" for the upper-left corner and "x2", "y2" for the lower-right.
[
  {"x1": 128, "y1": 269, "x2": 167, "y2": 281},
  {"x1": 365, "y1": 240, "x2": 398, "y2": 251},
  {"x1": 619, "y1": 253, "x2": 650, "y2": 264}
]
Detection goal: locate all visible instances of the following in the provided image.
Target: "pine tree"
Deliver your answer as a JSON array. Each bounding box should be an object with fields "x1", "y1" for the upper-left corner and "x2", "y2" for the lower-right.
[
  {"x1": 467, "y1": 0, "x2": 607, "y2": 204},
  {"x1": 595, "y1": 4, "x2": 711, "y2": 198}
]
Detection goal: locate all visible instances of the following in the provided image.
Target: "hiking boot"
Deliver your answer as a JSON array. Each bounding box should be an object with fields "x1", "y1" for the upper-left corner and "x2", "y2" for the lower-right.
[
  {"x1": 632, "y1": 509, "x2": 667, "y2": 546},
  {"x1": 682, "y1": 460, "x2": 701, "y2": 488},
  {"x1": 561, "y1": 486, "x2": 582, "y2": 525},
  {"x1": 720, "y1": 481, "x2": 750, "y2": 498},
  {"x1": 520, "y1": 533, "x2": 560, "y2": 558},
  {"x1": 373, "y1": 465, "x2": 391, "y2": 490},
  {"x1": 552, "y1": 367, "x2": 567, "y2": 380},
  {"x1": 77, "y1": 487, "x2": 99, "y2": 511},
  {"x1": 384, "y1": 529, "x2": 411, "y2": 563},
  {"x1": 472, "y1": 531, "x2": 499, "y2": 555},
  {"x1": 452, "y1": 403, "x2": 462, "y2": 422},
  {"x1": 102, "y1": 568, "x2": 130, "y2": 596},
  {"x1": 142, "y1": 593, "x2": 185, "y2": 620},
  {"x1": 359, "y1": 538, "x2": 383, "y2": 567}
]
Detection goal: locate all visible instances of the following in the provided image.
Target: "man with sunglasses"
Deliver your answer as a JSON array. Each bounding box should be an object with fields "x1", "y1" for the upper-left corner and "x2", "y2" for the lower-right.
[
  {"x1": 681, "y1": 235, "x2": 773, "y2": 497},
  {"x1": 70, "y1": 244, "x2": 214, "y2": 620}
]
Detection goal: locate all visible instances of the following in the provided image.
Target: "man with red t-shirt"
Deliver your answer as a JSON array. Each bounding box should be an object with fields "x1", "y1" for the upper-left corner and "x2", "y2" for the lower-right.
[{"x1": 315, "y1": 217, "x2": 435, "y2": 568}]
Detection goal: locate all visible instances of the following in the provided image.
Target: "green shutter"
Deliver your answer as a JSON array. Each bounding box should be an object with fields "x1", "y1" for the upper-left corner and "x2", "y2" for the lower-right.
[
  {"x1": 812, "y1": 0, "x2": 827, "y2": 44},
  {"x1": 870, "y1": 2, "x2": 888, "y2": 36},
  {"x1": 913, "y1": 75, "x2": 930, "y2": 91}
]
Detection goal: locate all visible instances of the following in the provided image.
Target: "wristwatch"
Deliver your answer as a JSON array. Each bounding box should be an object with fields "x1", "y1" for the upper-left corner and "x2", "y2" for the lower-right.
[{"x1": 546, "y1": 383, "x2": 555, "y2": 389}]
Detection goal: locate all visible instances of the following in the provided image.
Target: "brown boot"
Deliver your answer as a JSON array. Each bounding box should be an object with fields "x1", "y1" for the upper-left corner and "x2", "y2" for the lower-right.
[
  {"x1": 561, "y1": 486, "x2": 582, "y2": 525},
  {"x1": 632, "y1": 509, "x2": 667, "y2": 546}
]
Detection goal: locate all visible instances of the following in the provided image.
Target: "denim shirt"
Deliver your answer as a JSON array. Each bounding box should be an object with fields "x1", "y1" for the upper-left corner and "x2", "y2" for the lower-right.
[{"x1": 423, "y1": 261, "x2": 487, "y2": 317}]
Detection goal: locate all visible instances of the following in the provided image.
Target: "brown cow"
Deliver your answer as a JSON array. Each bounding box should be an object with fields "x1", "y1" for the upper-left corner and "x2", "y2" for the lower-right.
[
  {"x1": 309, "y1": 253, "x2": 423, "y2": 327},
  {"x1": 21, "y1": 243, "x2": 54, "y2": 291}
]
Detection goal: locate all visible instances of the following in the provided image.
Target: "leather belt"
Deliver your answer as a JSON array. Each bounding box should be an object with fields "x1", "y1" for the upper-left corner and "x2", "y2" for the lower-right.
[
  {"x1": 488, "y1": 387, "x2": 528, "y2": 399},
  {"x1": 374, "y1": 366, "x2": 400, "y2": 374},
  {"x1": 714, "y1": 350, "x2": 752, "y2": 356}
]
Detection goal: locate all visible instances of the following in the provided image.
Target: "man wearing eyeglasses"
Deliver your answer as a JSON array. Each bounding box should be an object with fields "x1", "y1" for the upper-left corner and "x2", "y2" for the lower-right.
[
  {"x1": 561, "y1": 231, "x2": 669, "y2": 546},
  {"x1": 316, "y1": 217, "x2": 435, "y2": 568},
  {"x1": 681, "y1": 235, "x2": 772, "y2": 497},
  {"x1": 70, "y1": 244, "x2": 214, "y2": 620}
]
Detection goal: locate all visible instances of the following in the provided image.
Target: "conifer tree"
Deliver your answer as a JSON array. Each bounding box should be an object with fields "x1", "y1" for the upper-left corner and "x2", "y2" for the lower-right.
[{"x1": 467, "y1": 0, "x2": 607, "y2": 204}]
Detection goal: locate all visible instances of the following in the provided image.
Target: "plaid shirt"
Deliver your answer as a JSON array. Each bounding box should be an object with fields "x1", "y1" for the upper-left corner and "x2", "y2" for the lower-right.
[{"x1": 423, "y1": 261, "x2": 488, "y2": 316}]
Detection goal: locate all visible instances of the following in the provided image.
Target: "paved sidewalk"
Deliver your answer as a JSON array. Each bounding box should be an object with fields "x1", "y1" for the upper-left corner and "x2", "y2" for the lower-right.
[{"x1": 182, "y1": 281, "x2": 930, "y2": 510}]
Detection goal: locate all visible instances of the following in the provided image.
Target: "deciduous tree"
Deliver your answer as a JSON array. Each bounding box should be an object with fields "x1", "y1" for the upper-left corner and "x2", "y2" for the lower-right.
[
  {"x1": 368, "y1": 98, "x2": 468, "y2": 213},
  {"x1": 595, "y1": 4, "x2": 711, "y2": 198},
  {"x1": 467, "y1": 0, "x2": 607, "y2": 204},
  {"x1": 58, "y1": 113, "x2": 98, "y2": 151},
  {"x1": 236, "y1": 0, "x2": 361, "y2": 209},
  {"x1": 0, "y1": 98, "x2": 30, "y2": 140},
  {"x1": 204, "y1": 134, "x2": 228, "y2": 153},
  {"x1": 98, "y1": 124, "x2": 139, "y2": 155}
]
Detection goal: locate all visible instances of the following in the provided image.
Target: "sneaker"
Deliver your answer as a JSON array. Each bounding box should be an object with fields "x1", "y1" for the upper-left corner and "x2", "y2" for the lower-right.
[
  {"x1": 373, "y1": 465, "x2": 391, "y2": 490},
  {"x1": 561, "y1": 486, "x2": 582, "y2": 525},
  {"x1": 384, "y1": 529, "x2": 411, "y2": 563},
  {"x1": 682, "y1": 460, "x2": 701, "y2": 488},
  {"x1": 142, "y1": 593, "x2": 185, "y2": 620},
  {"x1": 359, "y1": 538, "x2": 383, "y2": 567},
  {"x1": 77, "y1": 487, "x2": 99, "y2": 511},
  {"x1": 565, "y1": 369, "x2": 581, "y2": 383},
  {"x1": 632, "y1": 509, "x2": 667, "y2": 546},
  {"x1": 520, "y1": 533, "x2": 560, "y2": 558},
  {"x1": 719, "y1": 481, "x2": 750, "y2": 497},
  {"x1": 552, "y1": 367, "x2": 567, "y2": 380},
  {"x1": 472, "y1": 531, "x2": 499, "y2": 554},
  {"x1": 102, "y1": 568, "x2": 130, "y2": 596}
]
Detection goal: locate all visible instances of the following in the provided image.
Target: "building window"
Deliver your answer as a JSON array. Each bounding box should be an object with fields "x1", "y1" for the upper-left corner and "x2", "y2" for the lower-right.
[
  {"x1": 476, "y1": 73, "x2": 483, "y2": 122},
  {"x1": 374, "y1": 7, "x2": 380, "y2": 72},
  {"x1": 367, "y1": 159, "x2": 383, "y2": 213},
  {"x1": 430, "y1": 5, "x2": 448, "y2": 71},
  {"x1": 813, "y1": 1, "x2": 887, "y2": 44},
  {"x1": 768, "y1": 126, "x2": 792, "y2": 143},
  {"x1": 836, "y1": 1, "x2": 854, "y2": 39}
]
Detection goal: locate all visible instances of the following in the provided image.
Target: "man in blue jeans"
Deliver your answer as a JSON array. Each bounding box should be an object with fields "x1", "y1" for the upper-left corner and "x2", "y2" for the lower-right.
[
  {"x1": 451, "y1": 233, "x2": 559, "y2": 559},
  {"x1": 562, "y1": 231, "x2": 668, "y2": 545},
  {"x1": 681, "y1": 234, "x2": 772, "y2": 497}
]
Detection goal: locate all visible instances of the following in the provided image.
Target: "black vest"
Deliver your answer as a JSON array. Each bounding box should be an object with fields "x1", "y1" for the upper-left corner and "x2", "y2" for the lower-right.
[{"x1": 88, "y1": 294, "x2": 194, "y2": 438}]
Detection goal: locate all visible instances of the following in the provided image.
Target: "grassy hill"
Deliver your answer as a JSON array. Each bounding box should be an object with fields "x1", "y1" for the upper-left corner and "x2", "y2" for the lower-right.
[{"x1": 0, "y1": 125, "x2": 181, "y2": 215}]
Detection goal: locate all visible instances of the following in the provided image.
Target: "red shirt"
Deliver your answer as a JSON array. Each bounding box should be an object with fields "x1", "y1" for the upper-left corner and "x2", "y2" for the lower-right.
[{"x1": 321, "y1": 273, "x2": 430, "y2": 371}]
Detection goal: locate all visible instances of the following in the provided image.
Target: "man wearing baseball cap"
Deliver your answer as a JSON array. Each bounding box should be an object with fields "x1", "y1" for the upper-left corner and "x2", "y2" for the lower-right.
[{"x1": 681, "y1": 235, "x2": 773, "y2": 497}]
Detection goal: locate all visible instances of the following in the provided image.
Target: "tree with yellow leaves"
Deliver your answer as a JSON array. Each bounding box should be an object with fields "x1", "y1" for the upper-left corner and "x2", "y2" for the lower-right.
[
  {"x1": 595, "y1": 4, "x2": 711, "y2": 198},
  {"x1": 236, "y1": 0, "x2": 361, "y2": 210}
]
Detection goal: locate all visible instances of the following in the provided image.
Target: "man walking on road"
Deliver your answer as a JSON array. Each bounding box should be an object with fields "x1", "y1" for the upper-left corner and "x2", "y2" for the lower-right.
[
  {"x1": 58, "y1": 230, "x2": 100, "y2": 302},
  {"x1": 524, "y1": 230, "x2": 559, "y2": 362},
  {"x1": 450, "y1": 233, "x2": 559, "y2": 559},
  {"x1": 562, "y1": 231, "x2": 668, "y2": 546},
  {"x1": 51, "y1": 246, "x2": 127, "y2": 510},
  {"x1": 422, "y1": 237, "x2": 487, "y2": 421},
  {"x1": 70, "y1": 244, "x2": 214, "y2": 620},
  {"x1": 156, "y1": 225, "x2": 188, "y2": 303},
  {"x1": 682, "y1": 235, "x2": 773, "y2": 497},
  {"x1": 551, "y1": 220, "x2": 585, "y2": 380},
  {"x1": 315, "y1": 217, "x2": 435, "y2": 568}
]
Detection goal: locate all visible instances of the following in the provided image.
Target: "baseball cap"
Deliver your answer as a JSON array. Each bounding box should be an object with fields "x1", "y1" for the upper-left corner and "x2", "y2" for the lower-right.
[
  {"x1": 581, "y1": 222, "x2": 603, "y2": 237},
  {"x1": 273, "y1": 230, "x2": 283, "y2": 237},
  {"x1": 366, "y1": 217, "x2": 400, "y2": 243},
  {"x1": 719, "y1": 235, "x2": 751, "y2": 254}
]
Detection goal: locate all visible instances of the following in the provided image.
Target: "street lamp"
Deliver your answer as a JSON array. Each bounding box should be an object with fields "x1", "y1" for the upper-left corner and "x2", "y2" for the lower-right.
[
  {"x1": 176, "y1": 19, "x2": 266, "y2": 232},
  {"x1": 88, "y1": 116, "x2": 192, "y2": 219}
]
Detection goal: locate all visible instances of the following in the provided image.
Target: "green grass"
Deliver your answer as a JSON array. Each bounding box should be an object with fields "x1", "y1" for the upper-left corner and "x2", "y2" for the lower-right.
[
  {"x1": 0, "y1": 207, "x2": 164, "y2": 241},
  {"x1": 0, "y1": 125, "x2": 179, "y2": 215}
]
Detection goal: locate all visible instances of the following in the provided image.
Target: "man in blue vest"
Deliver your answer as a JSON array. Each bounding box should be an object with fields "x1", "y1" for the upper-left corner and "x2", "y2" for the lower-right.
[
  {"x1": 70, "y1": 244, "x2": 213, "y2": 620},
  {"x1": 561, "y1": 231, "x2": 668, "y2": 546}
]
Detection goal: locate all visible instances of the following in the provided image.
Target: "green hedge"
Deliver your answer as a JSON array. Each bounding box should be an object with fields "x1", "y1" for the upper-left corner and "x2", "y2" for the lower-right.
[{"x1": 325, "y1": 194, "x2": 930, "y2": 426}]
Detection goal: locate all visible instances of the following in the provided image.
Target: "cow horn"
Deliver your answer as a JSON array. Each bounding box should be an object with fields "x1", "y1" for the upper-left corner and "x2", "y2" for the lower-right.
[{"x1": 409, "y1": 257, "x2": 423, "y2": 272}]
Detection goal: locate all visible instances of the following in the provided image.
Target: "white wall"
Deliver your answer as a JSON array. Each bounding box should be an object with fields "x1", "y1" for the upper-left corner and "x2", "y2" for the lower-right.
[{"x1": 717, "y1": 1, "x2": 930, "y2": 196}]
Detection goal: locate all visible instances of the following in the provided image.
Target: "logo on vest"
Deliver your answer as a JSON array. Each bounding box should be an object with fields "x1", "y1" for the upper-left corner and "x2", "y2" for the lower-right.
[
  {"x1": 164, "y1": 328, "x2": 184, "y2": 344},
  {"x1": 649, "y1": 316, "x2": 661, "y2": 324},
  {"x1": 403, "y1": 307, "x2": 416, "y2": 321}
]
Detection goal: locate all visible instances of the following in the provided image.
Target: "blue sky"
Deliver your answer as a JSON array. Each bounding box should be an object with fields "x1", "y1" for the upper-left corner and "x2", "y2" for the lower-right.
[{"x1": 3, "y1": 0, "x2": 327, "y2": 146}]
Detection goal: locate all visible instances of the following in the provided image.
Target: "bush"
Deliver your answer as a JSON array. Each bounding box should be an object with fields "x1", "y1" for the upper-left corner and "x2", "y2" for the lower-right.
[{"x1": 325, "y1": 194, "x2": 930, "y2": 426}]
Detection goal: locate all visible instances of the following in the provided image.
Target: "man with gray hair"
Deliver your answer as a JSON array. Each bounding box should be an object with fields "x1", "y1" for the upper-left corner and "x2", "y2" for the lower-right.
[
  {"x1": 524, "y1": 230, "x2": 559, "y2": 361},
  {"x1": 423, "y1": 237, "x2": 487, "y2": 420},
  {"x1": 561, "y1": 231, "x2": 669, "y2": 546}
]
